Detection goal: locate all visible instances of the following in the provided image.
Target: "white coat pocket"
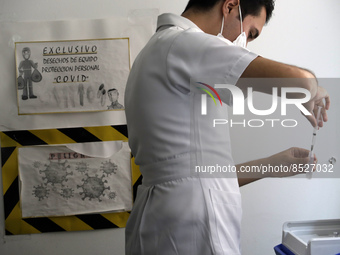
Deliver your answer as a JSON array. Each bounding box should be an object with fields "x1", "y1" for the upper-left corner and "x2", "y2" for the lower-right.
[{"x1": 207, "y1": 188, "x2": 242, "y2": 255}]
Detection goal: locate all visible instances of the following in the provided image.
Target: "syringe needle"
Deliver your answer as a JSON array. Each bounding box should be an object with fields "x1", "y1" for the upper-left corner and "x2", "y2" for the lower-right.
[{"x1": 307, "y1": 106, "x2": 322, "y2": 179}]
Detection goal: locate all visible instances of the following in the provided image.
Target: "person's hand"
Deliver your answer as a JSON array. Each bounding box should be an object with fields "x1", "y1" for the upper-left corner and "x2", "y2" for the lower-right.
[
  {"x1": 303, "y1": 86, "x2": 330, "y2": 128},
  {"x1": 266, "y1": 147, "x2": 317, "y2": 178}
]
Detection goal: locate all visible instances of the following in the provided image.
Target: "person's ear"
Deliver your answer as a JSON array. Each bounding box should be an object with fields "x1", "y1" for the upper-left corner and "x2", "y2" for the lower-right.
[{"x1": 222, "y1": 0, "x2": 240, "y2": 15}]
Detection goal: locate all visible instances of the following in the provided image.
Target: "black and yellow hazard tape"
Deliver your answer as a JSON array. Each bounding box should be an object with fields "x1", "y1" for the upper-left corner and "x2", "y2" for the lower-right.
[{"x1": 1, "y1": 125, "x2": 142, "y2": 235}]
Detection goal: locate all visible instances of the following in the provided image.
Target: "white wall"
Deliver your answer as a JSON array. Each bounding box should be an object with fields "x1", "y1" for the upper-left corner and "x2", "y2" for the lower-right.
[{"x1": 0, "y1": 0, "x2": 339, "y2": 255}]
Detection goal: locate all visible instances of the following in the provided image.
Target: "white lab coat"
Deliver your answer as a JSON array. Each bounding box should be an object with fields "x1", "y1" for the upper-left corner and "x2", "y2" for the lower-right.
[{"x1": 125, "y1": 13, "x2": 258, "y2": 255}]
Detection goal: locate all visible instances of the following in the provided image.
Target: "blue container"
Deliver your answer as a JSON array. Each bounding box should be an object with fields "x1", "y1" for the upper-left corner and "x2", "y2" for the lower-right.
[
  {"x1": 274, "y1": 245, "x2": 340, "y2": 255},
  {"x1": 274, "y1": 244, "x2": 295, "y2": 255}
]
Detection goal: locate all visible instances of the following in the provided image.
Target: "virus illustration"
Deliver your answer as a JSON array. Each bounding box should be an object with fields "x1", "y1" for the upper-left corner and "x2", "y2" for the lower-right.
[
  {"x1": 32, "y1": 184, "x2": 50, "y2": 201},
  {"x1": 77, "y1": 174, "x2": 110, "y2": 201},
  {"x1": 108, "y1": 191, "x2": 117, "y2": 200},
  {"x1": 33, "y1": 161, "x2": 42, "y2": 168},
  {"x1": 100, "y1": 159, "x2": 118, "y2": 176},
  {"x1": 60, "y1": 187, "x2": 74, "y2": 199},
  {"x1": 39, "y1": 160, "x2": 72, "y2": 186},
  {"x1": 75, "y1": 161, "x2": 89, "y2": 174}
]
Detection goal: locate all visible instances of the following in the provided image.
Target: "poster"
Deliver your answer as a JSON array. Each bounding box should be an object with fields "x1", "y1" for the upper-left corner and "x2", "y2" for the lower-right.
[
  {"x1": 18, "y1": 141, "x2": 133, "y2": 218},
  {"x1": 0, "y1": 14, "x2": 158, "y2": 130},
  {"x1": 15, "y1": 39, "x2": 130, "y2": 115}
]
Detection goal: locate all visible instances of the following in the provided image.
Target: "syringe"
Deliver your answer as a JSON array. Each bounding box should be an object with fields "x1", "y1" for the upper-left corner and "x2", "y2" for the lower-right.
[
  {"x1": 306, "y1": 106, "x2": 322, "y2": 179},
  {"x1": 310, "y1": 106, "x2": 322, "y2": 153}
]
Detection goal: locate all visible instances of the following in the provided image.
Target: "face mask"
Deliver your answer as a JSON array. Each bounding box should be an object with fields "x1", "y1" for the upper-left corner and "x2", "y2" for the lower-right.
[{"x1": 217, "y1": 5, "x2": 247, "y2": 48}]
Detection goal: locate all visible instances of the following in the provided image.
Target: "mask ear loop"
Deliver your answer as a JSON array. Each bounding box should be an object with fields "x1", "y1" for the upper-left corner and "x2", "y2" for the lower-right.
[
  {"x1": 238, "y1": 5, "x2": 244, "y2": 33},
  {"x1": 219, "y1": 16, "x2": 225, "y2": 35}
]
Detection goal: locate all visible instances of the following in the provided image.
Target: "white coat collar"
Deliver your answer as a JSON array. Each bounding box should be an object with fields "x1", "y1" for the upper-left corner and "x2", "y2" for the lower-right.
[{"x1": 156, "y1": 13, "x2": 201, "y2": 32}]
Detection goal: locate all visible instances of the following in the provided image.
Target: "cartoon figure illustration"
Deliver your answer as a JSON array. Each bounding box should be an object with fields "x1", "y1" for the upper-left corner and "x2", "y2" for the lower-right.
[
  {"x1": 101, "y1": 88, "x2": 106, "y2": 107},
  {"x1": 107, "y1": 88, "x2": 124, "y2": 109},
  {"x1": 78, "y1": 83, "x2": 85, "y2": 106},
  {"x1": 68, "y1": 85, "x2": 76, "y2": 108},
  {"x1": 86, "y1": 85, "x2": 95, "y2": 104},
  {"x1": 18, "y1": 47, "x2": 41, "y2": 100},
  {"x1": 52, "y1": 87, "x2": 61, "y2": 107},
  {"x1": 97, "y1": 83, "x2": 105, "y2": 98},
  {"x1": 96, "y1": 83, "x2": 109, "y2": 107},
  {"x1": 62, "y1": 86, "x2": 69, "y2": 108}
]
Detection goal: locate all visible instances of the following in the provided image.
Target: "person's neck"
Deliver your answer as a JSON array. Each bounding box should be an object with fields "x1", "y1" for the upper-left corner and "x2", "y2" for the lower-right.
[{"x1": 181, "y1": 8, "x2": 222, "y2": 36}]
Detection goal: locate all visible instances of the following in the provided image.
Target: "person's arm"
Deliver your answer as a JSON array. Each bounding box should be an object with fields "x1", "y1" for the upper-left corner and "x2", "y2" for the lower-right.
[
  {"x1": 241, "y1": 56, "x2": 315, "y2": 78},
  {"x1": 239, "y1": 56, "x2": 317, "y2": 98},
  {"x1": 238, "y1": 56, "x2": 330, "y2": 127},
  {"x1": 236, "y1": 147, "x2": 316, "y2": 187}
]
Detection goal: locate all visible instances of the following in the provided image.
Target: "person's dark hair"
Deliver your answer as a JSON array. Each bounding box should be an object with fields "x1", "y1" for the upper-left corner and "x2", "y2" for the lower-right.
[{"x1": 183, "y1": 0, "x2": 275, "y2": 24}]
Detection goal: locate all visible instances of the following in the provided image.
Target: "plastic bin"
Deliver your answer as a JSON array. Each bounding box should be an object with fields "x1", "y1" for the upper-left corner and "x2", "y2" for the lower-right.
[{"x1": 276, "y1": 219, "x2": 340, "y2": 255}]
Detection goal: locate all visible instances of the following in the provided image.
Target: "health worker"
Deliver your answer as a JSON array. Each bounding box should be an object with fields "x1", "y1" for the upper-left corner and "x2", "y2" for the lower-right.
[{"x1": 124, "y1": 0, "x2": 330, "y2": 254}]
